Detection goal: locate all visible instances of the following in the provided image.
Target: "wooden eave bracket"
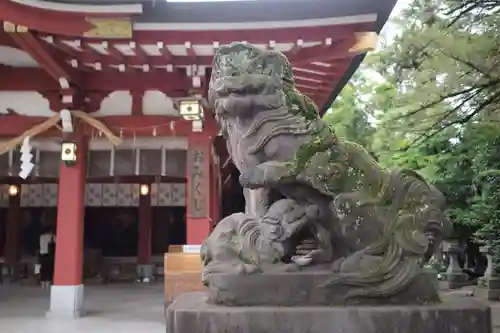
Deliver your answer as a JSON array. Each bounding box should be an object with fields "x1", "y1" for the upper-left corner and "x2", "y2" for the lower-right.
[
  {"x1": 3, "y1": 21, "x2": 80, "y2": 90},
  {"x1": 3, "y1": 20, "x2": 28, "y2": 33},
  {"x1": 349, "y1": 31, "x2": 379, "y2": 54}
]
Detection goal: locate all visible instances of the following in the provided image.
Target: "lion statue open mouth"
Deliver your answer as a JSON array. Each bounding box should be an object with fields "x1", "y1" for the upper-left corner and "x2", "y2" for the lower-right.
[{"x1": 202, "y1": 42, "x2": 451, "y2": 303}]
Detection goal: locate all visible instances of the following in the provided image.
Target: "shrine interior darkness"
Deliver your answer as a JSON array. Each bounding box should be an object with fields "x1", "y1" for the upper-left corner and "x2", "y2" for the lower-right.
[
  {"x1": 0, "y1": 169, "x2": 246, "y2": 258},
  {"x1": 0, "y1": 206, "x2": 187, "y2": 257}
]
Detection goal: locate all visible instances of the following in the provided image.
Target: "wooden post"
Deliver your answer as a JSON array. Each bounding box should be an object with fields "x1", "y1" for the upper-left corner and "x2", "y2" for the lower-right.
[
  {"x1": 4, "y1": 191, "x2": 21, "y2": 265},
  {"x1": 185, "y1": 133, "x2": 212, "y2": 245},
  {"x1": 137, "y1": 184, "x2": 153, "y2": 281},
  {"x1": 49, "y1": 131, "x2": 87, "y2": 318}
]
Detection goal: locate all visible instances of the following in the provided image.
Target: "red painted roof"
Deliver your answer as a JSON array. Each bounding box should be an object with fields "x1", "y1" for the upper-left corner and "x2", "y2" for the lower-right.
[{"x1": 0, "y1": 0, "x2": 397, "y2": 114}]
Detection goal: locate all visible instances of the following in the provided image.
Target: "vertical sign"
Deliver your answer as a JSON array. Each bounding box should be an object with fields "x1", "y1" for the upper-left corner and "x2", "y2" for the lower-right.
[{"x1": 187, "y1": 146, "x2": 208, "y2": 218}]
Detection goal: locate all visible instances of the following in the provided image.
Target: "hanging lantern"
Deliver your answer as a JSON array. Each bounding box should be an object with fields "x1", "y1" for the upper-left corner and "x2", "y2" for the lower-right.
[
  {"x1": 8, "y1": 184, "x2": 19, "y2": 196},
  {"x1": 61, "y1": 140, "x2": 78, "y2": 166},
  {"x1": 179, "y1": 100, "x2": 203, "y2": 120},
  {"x1": 140, "y1": 184, "x2": 150, "y2": 196},
  {"x1": 178, "y1": 99, "x2": 205, "y2": 132}
]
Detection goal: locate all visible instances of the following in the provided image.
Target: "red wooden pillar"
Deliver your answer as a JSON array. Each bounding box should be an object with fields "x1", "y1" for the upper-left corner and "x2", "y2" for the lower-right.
[
  {"x1": 186, "y1": 133, "x2": 212, "y2": 245},
  {"x1": 4, "y1": 189, "x2": 21, "y2": 265},
  {"x1": 49, "y1": 132, "x2": 86, "y2": 319},
  {"x1": 137, "y1": 185, "x2": 153, "y2": 280}
]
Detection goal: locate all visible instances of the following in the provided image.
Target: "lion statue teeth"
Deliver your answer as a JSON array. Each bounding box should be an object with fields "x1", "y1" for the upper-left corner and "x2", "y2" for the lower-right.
[{"x1": 204, "y1": 42, "x2": 451, "y2": 304}]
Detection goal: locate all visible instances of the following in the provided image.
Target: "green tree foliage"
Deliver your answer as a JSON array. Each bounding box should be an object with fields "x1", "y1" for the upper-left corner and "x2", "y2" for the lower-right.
[
  {"x1": 377, "y1": 0, "x2": 500, "y2": 143},
  {"x1": 328, "y1": 0, "x2": 500, "y2": 253},
  {"x1": 323, "y1": 77, "x2": 375, "y2": 148},
  {"x1": 464, "y1": 123, "x2": 500, "y2": 259}
]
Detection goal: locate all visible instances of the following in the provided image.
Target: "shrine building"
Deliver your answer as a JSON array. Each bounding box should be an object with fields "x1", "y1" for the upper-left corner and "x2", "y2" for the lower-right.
[{"x1": 0, "y1": 0, "x2": 397, "y2": 318}]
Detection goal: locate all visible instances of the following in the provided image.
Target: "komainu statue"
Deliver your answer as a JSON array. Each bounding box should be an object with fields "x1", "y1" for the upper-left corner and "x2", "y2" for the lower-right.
[{"x1": 203, "y1": 42, "x2": 452, "y2": 305}]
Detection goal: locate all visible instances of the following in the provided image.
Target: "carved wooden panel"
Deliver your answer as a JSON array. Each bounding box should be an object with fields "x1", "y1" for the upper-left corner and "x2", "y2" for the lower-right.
[
  {"x1": 187, "y1": 147, "x2": 207, "y2": 218},
  {"x1": 12, "y1": 183, "x2": 186, "y2": 207},
  {"x1": 88, "y1": 150, "x2": 111, "y2": 178},
  {"x1": 26, "y1": 184, "x2": 43, "y2": 207},
  {"x1": 86, "y1": 184, "x2": 103, "y2": 206},
  {"x1": 158, "y1": 183, "x2": 186, "y2": 207},
  {"x1": 102, "y1": 184, "x2": 117, "y2": 206},
  {"x1": 116, "y1": 184, "x2": 132, "y2": 206},
  {"x1": 42, "y1": 184, "x2": 58, "y2": 207},
  {"x1": 18, "y1": 184, "x2": 57, "y2": 207}
]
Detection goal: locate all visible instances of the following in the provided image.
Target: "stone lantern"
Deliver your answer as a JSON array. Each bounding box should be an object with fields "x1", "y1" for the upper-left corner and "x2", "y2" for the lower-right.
[
  {"x1": 475, "y1": 243, "x2": 500, "y2": 300},
  {"x1": 441, "y1": 240, "x2": 468, "y2": 289}
]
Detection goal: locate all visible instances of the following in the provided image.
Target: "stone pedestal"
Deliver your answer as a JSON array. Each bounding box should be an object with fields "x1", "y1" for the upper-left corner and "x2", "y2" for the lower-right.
[
  {"x1": 47, "y1": 285, "x2": 84, "y2": 319},
  {"x1": 476, "y1": 277, "x2": 500, "y2": 300},
  {"x1": 136, "y1": 264, "x2": 154, "y2": 282},
  {"x1": 206, "y1": 269, "x2": 439, "y2": 306},
  {"x1": 442, "y1": 241, "x2": 469, "y2": 289},
  {"x1": 475, "y1": 245, "x2": 500, "y2": 301},
  {"x1": 167, "y1": 292, "x2": 491, "y2": 333}
]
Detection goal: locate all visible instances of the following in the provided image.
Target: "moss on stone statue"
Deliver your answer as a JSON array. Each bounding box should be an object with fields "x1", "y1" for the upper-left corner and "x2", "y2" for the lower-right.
[{"x1": 209, "y1": 42, "x2": 452, "y2": 301}]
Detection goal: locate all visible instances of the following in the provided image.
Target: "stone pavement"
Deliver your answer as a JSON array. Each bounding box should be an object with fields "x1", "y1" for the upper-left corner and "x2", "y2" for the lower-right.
[
  {"x1": 466, "y1": 297, "x2": 500, "y2": 332},
  {"x1": 1, "y1": 282, "x2": 499, "y2": 333},
  {"x1": 444, "y1": 287, "x2": 500, "y2": 332},
  {"x1": 0, "y1": 282, "x2": 166, "y2": 333},
  {"x1": 493, "y1": 305, "x2": 500, "y2": 333}
]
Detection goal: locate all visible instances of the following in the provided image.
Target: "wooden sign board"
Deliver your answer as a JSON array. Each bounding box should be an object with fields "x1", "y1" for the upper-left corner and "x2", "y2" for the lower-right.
[{"x1": 84, "y1": 18, "x2": 132, "y2": 39}]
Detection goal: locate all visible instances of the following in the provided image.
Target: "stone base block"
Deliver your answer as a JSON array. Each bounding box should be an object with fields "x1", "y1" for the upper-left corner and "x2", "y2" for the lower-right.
[
  {"x1": 206, "y1": 269, "x2": 440, "y2": 306},
  {"x1": 479, "y1": 277, "x2": 500, "y2": 289},
  {"x1": 475, "y1": 278, "x2": 500, "y2": 301},
  {"x1": 167, "y1": 292, "x2": 492, "y2": 333},
  {"x1": 47, "y1": 284, "x2": 84, "y2": 319},
  {"x1": 476, "y1": 277, "x2": 500, "y2": 300},
  {"x1": 475, "y1": 286, "x2": 500, "y2": 301},
  {"x1": 136, "y1": 264, "x2": 154, "y2": 281}
]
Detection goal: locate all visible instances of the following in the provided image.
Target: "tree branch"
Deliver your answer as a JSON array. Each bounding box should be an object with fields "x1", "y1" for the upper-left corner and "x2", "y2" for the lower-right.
[
  {"x1": 407, "y1": 89, "x2": 500, "y2": 147},
  {"x1": 444, "y1": 2, "x2": 478, "y2": 27},
  {"x1": 439, "y1": 49, "x2": 495, "y2": 80}
]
